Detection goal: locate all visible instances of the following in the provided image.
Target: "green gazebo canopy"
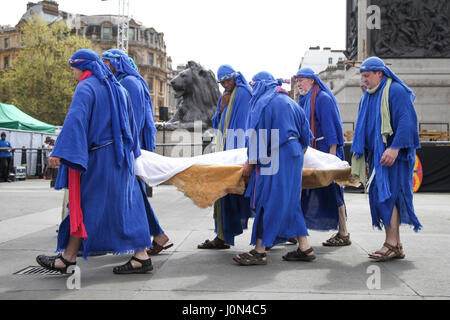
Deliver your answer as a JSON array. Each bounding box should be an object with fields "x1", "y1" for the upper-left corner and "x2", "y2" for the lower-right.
[{"x1": 0, "y1": 103, "x2": 56, "y2": 133}]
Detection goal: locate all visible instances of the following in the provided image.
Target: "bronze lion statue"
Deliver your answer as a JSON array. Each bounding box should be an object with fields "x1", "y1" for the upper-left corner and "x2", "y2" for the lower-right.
[{"x1": 165, "y1": 61, "x2": 220, "y2": 131}]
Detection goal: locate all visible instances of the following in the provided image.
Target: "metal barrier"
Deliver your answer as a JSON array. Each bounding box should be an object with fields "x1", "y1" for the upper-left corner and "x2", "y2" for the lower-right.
[
  {"x1": 0, "y1": 147, "x2": 53, "y2": 179},
  {"x1": 1, "y1": 140, "x2": 217, "y2": 179}
]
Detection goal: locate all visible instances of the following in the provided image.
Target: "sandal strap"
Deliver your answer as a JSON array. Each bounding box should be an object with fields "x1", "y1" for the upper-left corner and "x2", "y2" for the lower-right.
[
  {"x1": 298, "y1": 247, "x2": 314, "y2": 255},
  {"x1": 57, "y1": 254, "x2": 76, "y2": 268},
  {"x1": 151, "y1": 240, "x2": 163, "y2": 251},
  {"x1": 131, "y1": 256, "x2": 152, "y2": 266},
  {"x1": 325, "y1": 233, "x2": 349, "y2": 245},
  {"x1": 370, "y1": 243, "x2": 401, "y2": 259},
  {"x1": 237, "y1": 250, "x2": 266, "y2": 262},
  {"x1": 249, "y1": 249, "x2": 266, "y2": 258},
  {"x1": 383, "y1": 242, "x2": 399, "y2": 254}
]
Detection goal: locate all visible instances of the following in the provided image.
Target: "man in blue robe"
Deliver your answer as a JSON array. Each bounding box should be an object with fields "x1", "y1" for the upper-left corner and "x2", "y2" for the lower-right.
[
  {"x1": 233, "y1": 72, "x2": 315, "y2": 265},
  {"x1": 197, "y1": 65, "x2": 253, "y2": 250},
  {"x1": 102, "y1": 49, "x2": 172, "y2": 255},
  {"x1": 352, "y1": 56, "x2": 422, "y2": 261},
  {"x1": 294, "y1": 68, "x2": 350, "y2": 247},
  {"x1": 36, "y1": 49, "x2": 153, "y2": 274}
]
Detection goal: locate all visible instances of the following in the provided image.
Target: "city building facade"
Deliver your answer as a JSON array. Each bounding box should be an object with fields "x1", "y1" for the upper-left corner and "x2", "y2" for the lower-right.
[{"x1": 0, "y1": 1, "x2": 176, "y2": 120}]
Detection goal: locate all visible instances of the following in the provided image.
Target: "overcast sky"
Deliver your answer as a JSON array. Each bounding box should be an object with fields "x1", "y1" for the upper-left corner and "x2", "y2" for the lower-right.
[{"x1": 1, "y1": 0, "x2": 347, "y2": 81}]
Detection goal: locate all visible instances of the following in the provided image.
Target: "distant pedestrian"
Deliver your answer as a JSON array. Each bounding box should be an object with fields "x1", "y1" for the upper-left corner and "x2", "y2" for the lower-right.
[
  {"x1": 0, "y1": 132, "x2": 13, "y2": 182},
  {"x1": 43, "y1": 136, "x2": 54, "y2": 180}
]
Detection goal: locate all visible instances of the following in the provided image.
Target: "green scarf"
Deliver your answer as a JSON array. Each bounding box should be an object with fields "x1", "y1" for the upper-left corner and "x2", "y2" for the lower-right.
[
  {"x1": 351, "y1": 78, "x2": 393, "y2": 186},
  {"x1": 217, "y1": 86, "x2": 238, "y2": 152}
]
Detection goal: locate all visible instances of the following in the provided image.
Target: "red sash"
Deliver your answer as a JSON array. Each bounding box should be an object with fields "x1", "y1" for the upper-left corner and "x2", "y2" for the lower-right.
[
  {"x1": 310, "y1": 84, "x2": 320, "y2": 149},
  {"x1": 68, "y1": 69, "x2": 92, "y2": 239}
]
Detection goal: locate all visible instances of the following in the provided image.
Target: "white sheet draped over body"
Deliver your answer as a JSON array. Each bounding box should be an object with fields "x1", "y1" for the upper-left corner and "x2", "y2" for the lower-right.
[
  {"x1": 134, "y1": 147, "x2": 351, "y2": 187},
  {"x1": 134, "y1": 148, "x2": 249, "y2": 187}
]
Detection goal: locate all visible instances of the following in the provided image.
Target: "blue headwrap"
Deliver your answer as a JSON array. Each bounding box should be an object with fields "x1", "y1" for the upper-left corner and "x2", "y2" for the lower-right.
[
  {"x1": 294, "y1": 67, "x2": 339, "y2": 107},
  {"x1": 69, "y1": 49, "x2": 134, "y2": 171},
  {"x1": 360, "y1": 56, "x2": 415, "y2": 102},
  {"x1": 102, "y1": 49, "x2": 157, "y2": 151},
  {"x1": 217, "y1": 64, "x2": 252, "y2": 93},
  {"x1": 102, "y1": 49, "x2": 140, "y2": 75},
  {"x1": 247, "y1": 71, "x2": 280, "y2": 130}
]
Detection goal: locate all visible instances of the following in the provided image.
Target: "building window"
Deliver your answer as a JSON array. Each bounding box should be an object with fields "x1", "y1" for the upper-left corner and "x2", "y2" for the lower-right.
[
  {"x1": 159, "y1": 80, "x2": 164, "y2": 94},
  {"x1": 328, "y1": 57, "x2": 333, "y2": 65},
  {"x1": 129, "y1": 28, "x2": 135, "y2": 41},
  {"x1": 4, "y1": 56, "x2": 9, "y2": 69},
  {"x1": 148, "y1": 78, "x2": 153, "y2": 92},
  {"x1": 149, "y1": 33, "x2": 153, "y2": 44},
  {"x1": 4, "y1": 38, "x2": 9, "y2": 49},
  {"x1": 86, "y1": 25, "x2": 101, "y2": 38},
  {"x1": 103, "y1": 27, "x2": 111, "y2": 39},
  {"x1": 148, "y1": 53, "x2": 153, "y2": 66}
]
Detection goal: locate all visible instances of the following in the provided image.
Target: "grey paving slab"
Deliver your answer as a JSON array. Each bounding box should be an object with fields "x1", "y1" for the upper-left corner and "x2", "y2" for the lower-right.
[
  {"x1": 0, "y1": 180, "x2": 449, "y2": 300},
  {"x1": 0, "y1": 180, "x2": 64, "y2": 220}
]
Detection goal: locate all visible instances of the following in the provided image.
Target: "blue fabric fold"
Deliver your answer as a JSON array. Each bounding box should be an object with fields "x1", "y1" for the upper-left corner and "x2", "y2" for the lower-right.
[
  {"x1": 351, "y1": 56, "x2": 422, "y2": 231},
  {"x1": 211, "y1": 65, "x2": 253, "y2": 245},
  {"x1": 102, "y1": 49, "x2": 157, "y2": 151},
  {"x1": 213, "y1": 65, "x2": 252, "y2": 149},
  {"x1": 53, "y1": 48, "x2": 152, "y2": 258},
  {"x1": 294, "y1": 67, "x2": 340, "y2": 110},
  {"x1": 247, "y1": 71, "x2": 279, "y2": 132},
  {"x1": 294, "y1": 67, "x2": 344, "y2": 150},
  {"x1": 103, "y1": 49, "x2": 163, "y2": 238},
  {"x1": 295, "y1": 68, "x2": 346, "y2": 231},
  {"x1": 245, "y1": 71, "x2": 311, "y2": 246},
  {"x1": 67, "y1": 49, "x2": 135, "y2": 172},
  {"x1": 352, "y1": 69, "x2": 420, "y2": 203},
  {"x1": 359, "y1": 56, "x2": 415, "y2": 102}
]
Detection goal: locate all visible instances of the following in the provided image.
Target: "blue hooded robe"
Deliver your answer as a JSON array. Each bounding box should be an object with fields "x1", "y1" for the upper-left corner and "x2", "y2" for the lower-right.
[
  {"x1": 102, "y1": 49, "x2": 164, "y2": 238},
  {"x1": 53, "y1": 49, "x2": 152, "y2": 258},
  {"x1": 245, "y1": 71, "x2": 311, "y2": 247},
  {"x1": 210, "y1": 65, "x2": 253, "y2": 246},
  {"x1": 294, "y1": 68, "x2": 346, "y2": 231},
  {"x1": 352, "y1": 57, "x2": 422, "y2": 231}
]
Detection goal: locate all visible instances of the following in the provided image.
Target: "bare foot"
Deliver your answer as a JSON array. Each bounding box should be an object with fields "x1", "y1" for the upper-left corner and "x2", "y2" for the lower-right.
[{"x1": 154, "y1": 233, "x2": 169, "y2": 246}]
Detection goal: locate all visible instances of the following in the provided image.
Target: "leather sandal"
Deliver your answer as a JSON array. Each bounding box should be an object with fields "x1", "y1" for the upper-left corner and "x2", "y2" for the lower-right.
[
  {"x1": 322, "y1": 233, "x2": 351, "y2": 247},
  {"x1": 282, "y1": 247, "x2": 316, "y2": 262},
  {"x1": 369, "y1": 242, "x2": 405, "y2": 261},
  {"x1": 113, "y1": 256, "x2": 153, "y2": 274},
  {"x1": 233, "y1": 249, "x2": 267, "y2": 266},
  {"x1": 147, "y1": 240, "x2": 174, "y2": 255},
  {"x1": 36, "y1": 253, "x2": 76, "y2": 274},
  {"x1": 197, "y1": 236, "x2": 230, "y2": 249}
]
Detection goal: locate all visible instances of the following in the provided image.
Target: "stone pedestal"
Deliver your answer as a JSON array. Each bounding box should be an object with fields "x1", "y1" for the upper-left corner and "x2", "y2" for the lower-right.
[{"x1": 154, "y1": 124, "x2": 215, "y2": 157}]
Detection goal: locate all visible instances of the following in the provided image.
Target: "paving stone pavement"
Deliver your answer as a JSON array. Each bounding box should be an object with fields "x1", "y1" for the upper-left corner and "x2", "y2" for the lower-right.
[{"x1": 0, "y1": 179, "x2": 449, "y2": 301}]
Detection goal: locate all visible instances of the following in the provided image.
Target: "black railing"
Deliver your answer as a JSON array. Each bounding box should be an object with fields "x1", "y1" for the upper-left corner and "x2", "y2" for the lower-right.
[
  {"x1": 0, "y1": 139, "x2": 216, "y2": 179},
  {"x1": 0, "y1": 147, "x2": 54, "y2": 178}
]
